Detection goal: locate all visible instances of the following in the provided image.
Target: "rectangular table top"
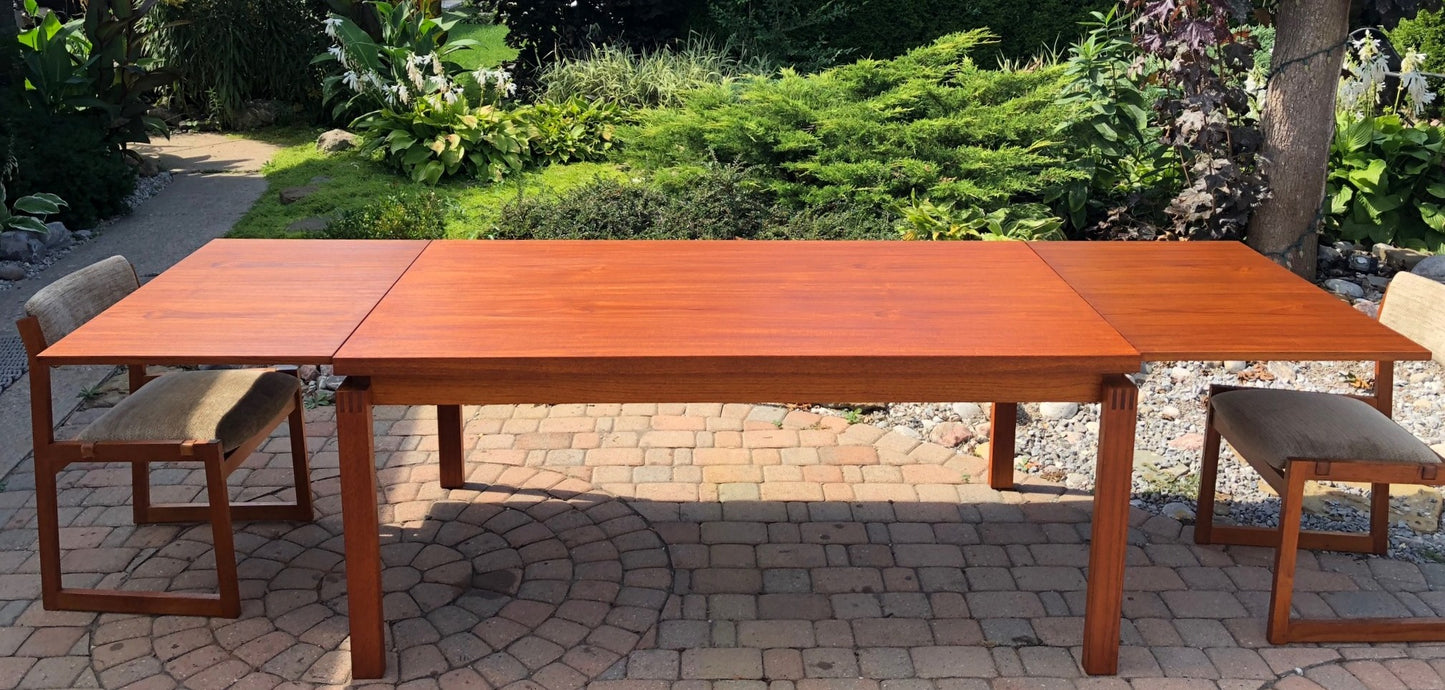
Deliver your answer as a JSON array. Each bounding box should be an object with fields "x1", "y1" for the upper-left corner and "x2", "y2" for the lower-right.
[
  {"x1": 331, "y1": 240, "x2": 1142, "y2": 378},
  {"x1": 39, "y1": 239, "x2": 428, "y2": 366},
  {"x1": 1030, "y1": 241, "x2": 1430, "y2": 362}
]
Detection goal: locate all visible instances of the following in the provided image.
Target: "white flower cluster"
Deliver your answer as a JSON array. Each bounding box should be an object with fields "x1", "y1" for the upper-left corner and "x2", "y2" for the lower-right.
[
  {"x1": 1400, "y1": 51, "x2": 1438, "y2": 116},
  {"x1": 1338, "y1": 35, "x2": 1438, "y2": 118},
  {"x1": 324, "y1": 17, "x2": 517, "y2": 112}
]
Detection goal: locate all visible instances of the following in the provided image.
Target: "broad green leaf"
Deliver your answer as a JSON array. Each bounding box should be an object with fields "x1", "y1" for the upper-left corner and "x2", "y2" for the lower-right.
[
  {"x1": 12, "y1": 195, "x2": 61, "y2": 215},
  {"x1": 5, "y1": 216, "x2": 49, "y2": 235}
]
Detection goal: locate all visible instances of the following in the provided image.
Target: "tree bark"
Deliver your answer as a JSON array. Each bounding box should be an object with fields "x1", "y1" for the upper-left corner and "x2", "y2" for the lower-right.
[{"x1": 1246, "y1": 0, "x2": 1352, "y2": 279}]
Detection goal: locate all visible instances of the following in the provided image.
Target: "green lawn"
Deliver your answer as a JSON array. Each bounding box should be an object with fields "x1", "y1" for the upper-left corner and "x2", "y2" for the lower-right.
[
  {"x1": 450, "y1": 23, "x2": 518, "y2": 71},
  {"x1": 229, "y1": 135, "x2": 623, "y2": 239}
]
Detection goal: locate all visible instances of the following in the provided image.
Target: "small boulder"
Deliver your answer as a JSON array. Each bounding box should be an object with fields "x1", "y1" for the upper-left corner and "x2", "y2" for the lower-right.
[
  {"x1": 233, "y1": 99, "x2": 286, "y2": 131},
  {"x1": 1167, "y1": 433, "x2": 1204, "y2": 451},
  {"x1": 951, "y1": 402, "x2": 984, "y2": 421},
  {"x1": 1414, "y1": 254, "x2": 1445, "y2": 283},
  {"x1": 1161, "y1": 502, "x2": 1196, "y2": 522},
  {"x1": 0, "y1": 230, "x2": 43, "y2": 262},
  {"x1": 1223, "y1": 360, "x2": 1248, "y2": 373},
  {"x1": 1374, "y1": 243, "x2": 1430, "y2": 271},
  {"x1": 42, "y1": 221, "x2": 71, "y2": 249},
  {"x1": 1323, "y1": 278, "x2": 1365, "y2": 299},
  {"x1": 317, "y1": 129, "x2": 358, "y2": 153},
  {"x1": 279, "y1": 185, "x2": 320, "y2": 205},
  {"x1": 927, "y1": 421, "x2": 973, "y2": 448},
  {"x1": 1039, "y1": 402, "x2": 1079, "y2": 420},
  {"x1": 0, "y1": 262, "x2": 25, "y2": 281}
]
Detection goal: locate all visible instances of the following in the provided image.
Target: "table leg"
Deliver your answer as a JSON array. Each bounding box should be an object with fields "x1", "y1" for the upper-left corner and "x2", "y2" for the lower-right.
[
  {"x1": 989, "y1": 403, "x2": 1017, "y2": 490},
  {"x1": 336, "y1": 378, "x2": 386, "y2": 679},
  {"x1": 1082, "y1": 375, "x2": 1138, "y2": 675},
  {"x1": 438, "y1": 405, "x2": 464, "y2": 489}
]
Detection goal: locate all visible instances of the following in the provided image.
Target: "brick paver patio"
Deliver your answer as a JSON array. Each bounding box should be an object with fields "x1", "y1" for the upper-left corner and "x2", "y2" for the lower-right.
[{"x1": 4, "y1": 401, "x2": 1445, "y2": 689}]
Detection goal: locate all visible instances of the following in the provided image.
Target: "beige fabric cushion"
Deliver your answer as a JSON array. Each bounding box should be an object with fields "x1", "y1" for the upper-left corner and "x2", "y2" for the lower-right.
[
  {"x1": 24, "y1": 256, "x2": 138, "y2": 345},
  {"x1": 78, "y1": 370, "x2": 299, "y2": 452},
  {"x1": 1380, "y1": 271, "x2": 1445, "y2": 367},
  {"x1": 1212, "y1": 388, "x2": 1441, "y2": 471}
]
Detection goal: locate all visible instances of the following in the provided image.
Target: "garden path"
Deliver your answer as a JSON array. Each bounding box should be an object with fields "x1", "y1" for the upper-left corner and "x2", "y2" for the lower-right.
[{"x1": 0, "y1": 132, "x2": 282, "y2": 481}]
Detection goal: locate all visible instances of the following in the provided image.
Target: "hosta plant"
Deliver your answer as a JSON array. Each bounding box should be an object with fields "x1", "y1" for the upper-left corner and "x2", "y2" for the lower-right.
[
  {"x1": 1, "y1": 182, "x2": 68, "y2": 235},
  {"x1": 897, "y1": 196, "x2": 1063, "y2": 242},
  {"x1": 314, "y1": 0, "x2": 484, "y2": 120},
  {"x1": 1326, "y1": 114, "x2": 1445, "y2": 252},
  {"x1": 513, "y1": 98, "x2": 620, "y2": 165},
  {"x1": 356, "y1": 94, "x2": 528, "y2": 184}
]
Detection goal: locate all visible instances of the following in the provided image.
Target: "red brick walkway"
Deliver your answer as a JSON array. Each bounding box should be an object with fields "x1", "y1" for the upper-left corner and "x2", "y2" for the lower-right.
[{"x1": 2, "y1": 402, "x2": 1444, "y2": 689}]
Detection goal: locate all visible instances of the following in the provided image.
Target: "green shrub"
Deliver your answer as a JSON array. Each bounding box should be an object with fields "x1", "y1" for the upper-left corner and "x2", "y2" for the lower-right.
[
  {"x1": 1390, "y1": 8, "x2": 1445, "y2": 76},
  {"x1": 324, "y1": 190, "x2": 454, "y2": 239},
  {"x1": 1050, "y1": 9, "x2": 1177, "y2": 235},
  {"x1": 538, "y1": 38, "x2": 770, "y2": 109},
  {"x1": 513, "y1": 98, "x2": 621, "y2": 164},
  {"x1": 149, "y1": 0, "x2": 330, "y2": 128},
  {"x1": 0, "y1": 110, "x2": 135, "y2": 228},
  {"x1": 1326, "y1": 114, "x2": 1445, "y2": 252},
  {"x1": 492, "y1": 164, "x2": 899, "y2": 240},
  {"x1": 625, "y1": 31, "x2": 1080, "y2": 219},
  {"x1": 356, "y1": 96, "x2": 530, "y2": 184}
]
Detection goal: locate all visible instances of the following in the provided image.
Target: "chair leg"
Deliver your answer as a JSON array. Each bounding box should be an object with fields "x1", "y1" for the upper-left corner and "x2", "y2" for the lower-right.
[
  {"x1": 35, "y1": 457, "x2": 63, "y2": 611},
  {"x1": 201, "y1": 446, "x2": 241, "y2": 618},
  {"x1": 287, "y1": 390, "x2": 313, "y2": 521},
  {"x1": 40, "y1": 445, "x2": 244, "y2": 618},
  {"x1": 1370, "y1": 482, "x2": 1390, "y2": 555},
  {"x1": 1195, "y1": 405, "x2": 1223, "y2": 546},
  {"x1": 132, "y1": 462, "x2": 153, "y2": 524},
  {"x1": 1268, "y1": 466, "x2": 1309, "y2": 645}
]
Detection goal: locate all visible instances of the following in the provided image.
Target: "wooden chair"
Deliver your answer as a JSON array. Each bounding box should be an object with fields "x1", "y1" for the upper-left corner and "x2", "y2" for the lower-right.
[
  {"x1": 17, "y1": 256, "x2": 313, "y2": 618},
  {"x1": 1196, "y1": 271, "x2": 1445, "y2": 644}
]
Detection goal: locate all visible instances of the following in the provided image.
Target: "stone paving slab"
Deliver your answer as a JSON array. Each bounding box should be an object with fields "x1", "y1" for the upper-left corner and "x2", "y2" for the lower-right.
[{"x1": 2, "y1": 401, "x2": 1445, "y2": 689}]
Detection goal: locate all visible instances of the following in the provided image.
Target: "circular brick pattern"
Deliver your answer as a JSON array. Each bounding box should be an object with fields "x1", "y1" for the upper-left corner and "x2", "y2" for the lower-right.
[{"x1": 79, "y1": 466, "x2": 671, "y2": 687}]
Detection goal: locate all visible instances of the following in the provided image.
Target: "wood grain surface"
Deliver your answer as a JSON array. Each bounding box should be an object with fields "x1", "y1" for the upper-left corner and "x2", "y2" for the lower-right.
[
  {"x1": 1030, "y1": 241, "x2": 1430, "y2": 362},
  {"x1": 39, "y1": 239, "x2": 428, "y2": 365},
  {"x1": 334, "y1": 241, "x2": 1142, "y2": 398}
]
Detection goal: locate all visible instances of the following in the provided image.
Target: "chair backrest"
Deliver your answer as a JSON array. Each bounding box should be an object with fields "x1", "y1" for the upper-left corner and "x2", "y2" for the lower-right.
[
  {"x1": 1380, "y1": 271, "x2": 1445, "y2": 366},
  {"x1": 23, "y1": 256, "x2": 138, "y2": 351}
]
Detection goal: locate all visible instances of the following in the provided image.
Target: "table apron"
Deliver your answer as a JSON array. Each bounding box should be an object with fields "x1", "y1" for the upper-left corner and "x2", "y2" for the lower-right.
[{"x1": 362, "y1": 368, "x2": 1118, "y2": 406}]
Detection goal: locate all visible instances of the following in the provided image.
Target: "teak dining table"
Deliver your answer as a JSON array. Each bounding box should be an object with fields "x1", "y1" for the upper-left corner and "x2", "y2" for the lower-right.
[{"x1": 35, "y1": 238, "x2": 1429, "y2": 680}]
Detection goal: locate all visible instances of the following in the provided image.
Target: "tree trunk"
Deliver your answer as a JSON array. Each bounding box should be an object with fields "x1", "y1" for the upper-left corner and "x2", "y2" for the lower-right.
[{"x1": 1246, "y1": 0, "x2": 1352, "y2": 279}]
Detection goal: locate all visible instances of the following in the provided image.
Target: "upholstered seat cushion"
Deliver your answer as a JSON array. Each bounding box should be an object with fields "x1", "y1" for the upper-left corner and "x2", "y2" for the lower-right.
[
  {"x1": 1212, "y1": 388, "x2": 1441, "y2": 471},
  {"x1": 78, "y1": 370, "x2": 299, "y2": 452}
]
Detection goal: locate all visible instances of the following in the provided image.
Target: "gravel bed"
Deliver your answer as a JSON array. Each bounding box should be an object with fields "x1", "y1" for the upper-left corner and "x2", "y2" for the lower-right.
[
  {"x1": 0, "y1": 172, "x2": 173, "y2": 290},
  {"x1": 822, "y1": 355, "x2": 1445, "y2": 562}
]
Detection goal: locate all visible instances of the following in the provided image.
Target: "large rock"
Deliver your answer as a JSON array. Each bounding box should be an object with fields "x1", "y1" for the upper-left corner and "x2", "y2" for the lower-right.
[
  {"x1": 1374, "y1": 243, "x2": 1429, "y2": 271},
  {"x1": 42, "y1": 221, "x2": 71, "y2": 249},
  {"x1": 0, "y1": 230, "x2": 44, "y2": 262},
  {"x1": 317, "y1": 129, "x2": 358, "y2": 153},
  {"x1": 1413, "y1": 254, "x2": 1445, "y2": 283}
]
